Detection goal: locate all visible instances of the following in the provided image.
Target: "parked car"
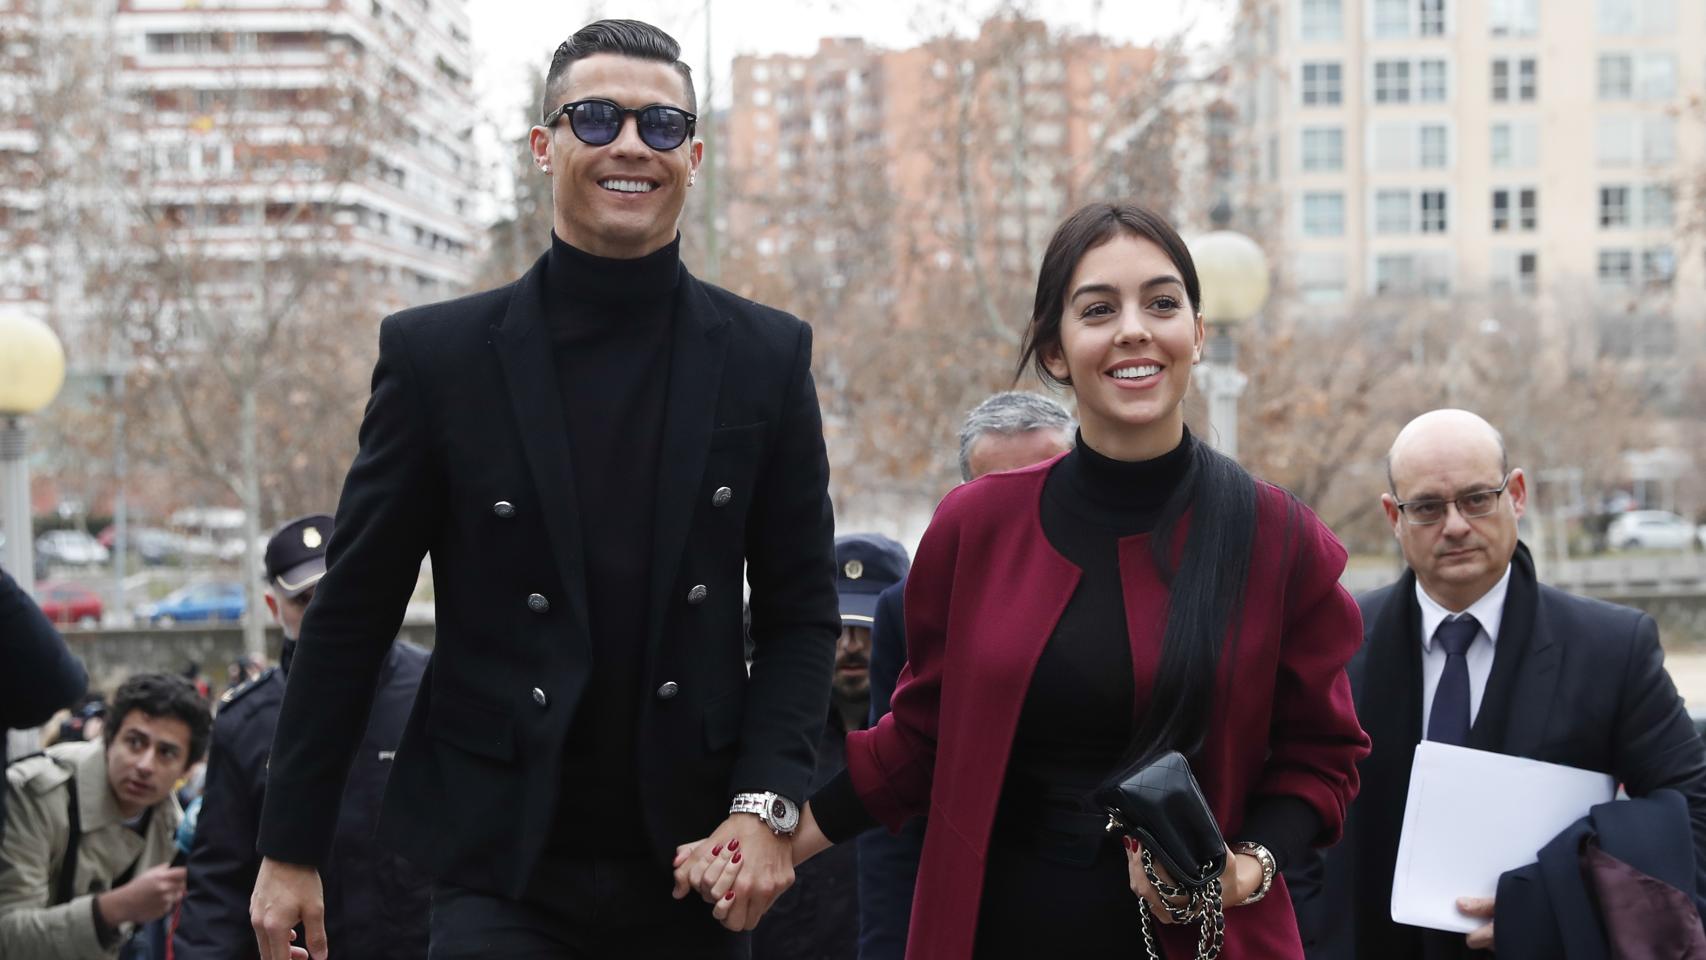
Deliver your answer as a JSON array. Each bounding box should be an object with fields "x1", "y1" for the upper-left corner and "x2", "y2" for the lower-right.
[
  {"x1": 1607, "y1": 510, "x2": 1699, "y2": 552},
  {"x1": 96, "y1": 525, "x2": 186, "y2": 566},
  {"x1": 34, "y1": 581, "x2": 103, "y2": 627},
  {"x1": 137, "y1": 580, "x2": 246, "y2": 626},
  {"x1": 36, "y1": 530, "x2": 111, "y2": 566}
]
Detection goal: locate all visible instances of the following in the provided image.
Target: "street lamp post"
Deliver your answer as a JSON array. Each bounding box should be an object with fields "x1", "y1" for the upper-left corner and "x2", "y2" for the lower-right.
[
  {"x1": 1189, "y1": 230, "x2": 1271, "y2": 461},
  {"x1": 0, "y1": 310, "x2": 67, "y2": 597}
]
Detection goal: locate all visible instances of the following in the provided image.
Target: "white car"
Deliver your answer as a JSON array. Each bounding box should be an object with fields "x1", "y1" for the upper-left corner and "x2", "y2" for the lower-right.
[
  {"x1": 35, "y1": 529, "x2": 111, "y2": 566},
  {"x1": 1607, "y1": 510, "x2": 1698, "y2": 552}
]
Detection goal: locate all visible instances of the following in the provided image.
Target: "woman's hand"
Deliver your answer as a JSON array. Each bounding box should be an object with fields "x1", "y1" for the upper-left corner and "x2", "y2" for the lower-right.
[
  {"x1": 1124, "y1": 837, "x2": 1188, "y2": 923},
  {"x1": 1126, "y1": 841, "x2": 1265, "y2": 917}
]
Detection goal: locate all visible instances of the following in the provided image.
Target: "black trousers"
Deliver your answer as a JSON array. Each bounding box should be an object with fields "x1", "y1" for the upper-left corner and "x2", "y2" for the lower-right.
[{"x1": 429, "y1": 858, "x2": 750, "y2": 960}]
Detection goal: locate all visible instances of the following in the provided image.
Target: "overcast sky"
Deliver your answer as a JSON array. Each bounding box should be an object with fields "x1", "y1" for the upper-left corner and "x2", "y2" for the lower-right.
[{"x1": 468, "y1": 0, "x2": 1234, "y2": 137}]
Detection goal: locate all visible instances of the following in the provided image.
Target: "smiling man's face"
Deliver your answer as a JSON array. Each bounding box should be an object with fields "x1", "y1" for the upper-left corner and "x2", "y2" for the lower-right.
[{"x1": 530, "y1": 53, "x2": 701, "y2": 258}]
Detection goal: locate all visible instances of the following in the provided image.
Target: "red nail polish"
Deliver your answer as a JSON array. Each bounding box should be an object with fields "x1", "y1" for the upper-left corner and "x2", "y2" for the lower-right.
[
  {"x1": 732, "y1": 852, "x2": 742, "y2": 864},
  {"x1": 725, "y1": 891, "x2": 736, "y2": 901},
  {"x1": 729, "y1": 839, "x2": 740, "y2": 852},
  {"x1": 712, "y1": 844, "x2": 722, "y2": 856}
]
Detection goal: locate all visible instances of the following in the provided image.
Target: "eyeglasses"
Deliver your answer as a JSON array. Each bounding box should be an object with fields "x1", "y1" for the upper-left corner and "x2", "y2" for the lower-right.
[
  {"x1": 543, "y1": 98, "x2": 697, "y2": 151},
  {"x1": 1393, "y1": 473, "x2": 1513, "y2": 526}
]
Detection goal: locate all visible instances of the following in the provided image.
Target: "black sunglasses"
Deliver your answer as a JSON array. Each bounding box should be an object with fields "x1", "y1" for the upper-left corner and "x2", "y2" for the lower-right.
[{"x1": 543, "y1": 98, "x2": 697, "y2": 151}]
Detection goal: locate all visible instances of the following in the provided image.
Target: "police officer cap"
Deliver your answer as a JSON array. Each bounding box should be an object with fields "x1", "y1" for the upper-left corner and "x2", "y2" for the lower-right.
[
  {"x1": 264, "y1": 514, "x2": 334, "y2": 598},
  {"x1": 834, "y1": 533, "x2": 909, "y2": 628}
]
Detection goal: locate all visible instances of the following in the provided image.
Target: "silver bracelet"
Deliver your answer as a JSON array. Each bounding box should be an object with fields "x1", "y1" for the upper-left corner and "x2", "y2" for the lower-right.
[{"x1": 1232, "y1": 841, "x2": 1276, "y2": 905}]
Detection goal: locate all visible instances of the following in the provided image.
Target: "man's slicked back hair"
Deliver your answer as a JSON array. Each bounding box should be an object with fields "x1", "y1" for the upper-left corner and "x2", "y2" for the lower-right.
[
  {"x1": 542, "y1": 19, "x2": 697, "y2": 121},
  {"x1": 957, "y1": 391, "x2": 1075, "y2": 481}
]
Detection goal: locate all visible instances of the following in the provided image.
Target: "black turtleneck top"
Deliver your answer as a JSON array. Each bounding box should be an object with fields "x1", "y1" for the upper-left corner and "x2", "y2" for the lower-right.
[
  {"x1": 813, "y1": 428, "x2": 1318, "y2": 875},
  {"x1": 537, "y1": 232, "x2": 682, "y2": 867}
]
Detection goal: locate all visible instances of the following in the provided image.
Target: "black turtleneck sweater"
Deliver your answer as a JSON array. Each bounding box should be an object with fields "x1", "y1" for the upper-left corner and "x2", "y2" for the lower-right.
[
  {"x1": 813, "y1": 429, "x2": 1317, "y2": 874},
  {"x1": 537, "y1": 232, "x2": 681, "y2": 867}
]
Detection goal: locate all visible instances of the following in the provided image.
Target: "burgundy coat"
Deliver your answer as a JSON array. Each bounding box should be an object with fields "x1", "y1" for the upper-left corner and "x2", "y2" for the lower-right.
[{"x1": 844, "y1": 457, "x2": 1370, "y2": 958}]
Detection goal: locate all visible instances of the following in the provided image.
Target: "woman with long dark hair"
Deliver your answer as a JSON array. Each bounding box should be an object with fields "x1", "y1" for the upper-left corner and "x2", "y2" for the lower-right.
[{"x1": 678, "y1": 202, "x2": 1369, "y2": 958}]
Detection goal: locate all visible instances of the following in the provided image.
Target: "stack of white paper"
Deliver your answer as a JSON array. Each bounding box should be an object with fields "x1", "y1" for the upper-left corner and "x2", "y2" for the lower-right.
[{"x1": 1391, "y1": 741, "x2": 1616, "y2": 933}]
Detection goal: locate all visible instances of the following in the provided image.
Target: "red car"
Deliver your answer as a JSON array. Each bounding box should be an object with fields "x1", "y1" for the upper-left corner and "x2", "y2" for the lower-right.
[{"x1": 35, "y1": 582, "x2": 103, "y2": 627}]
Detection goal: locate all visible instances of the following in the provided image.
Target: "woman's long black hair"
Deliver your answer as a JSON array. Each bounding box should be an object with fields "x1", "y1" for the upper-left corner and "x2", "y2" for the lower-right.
[{"x1": 1017, "y1": 202, "x2": 1260, "y2": 782}]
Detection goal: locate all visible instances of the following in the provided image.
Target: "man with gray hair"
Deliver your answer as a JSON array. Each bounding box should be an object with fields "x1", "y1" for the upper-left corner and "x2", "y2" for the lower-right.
[{"x1": 858, "y1": 390, "x2": 1072, "y2": 960}]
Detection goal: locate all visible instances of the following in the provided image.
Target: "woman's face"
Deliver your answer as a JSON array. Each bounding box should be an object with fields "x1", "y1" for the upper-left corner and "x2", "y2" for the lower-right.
[{"x1": 1042, "y1": 233, "x2": 1203, "y2": 459}]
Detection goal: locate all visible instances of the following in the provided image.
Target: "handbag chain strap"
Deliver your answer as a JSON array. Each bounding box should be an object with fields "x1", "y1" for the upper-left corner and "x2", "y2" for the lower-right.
[{"x1": 1138, "y1": 847, "x2": 1226, "y2": 960}]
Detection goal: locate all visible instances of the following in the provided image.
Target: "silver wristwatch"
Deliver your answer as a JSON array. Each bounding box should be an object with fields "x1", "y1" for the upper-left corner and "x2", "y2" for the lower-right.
[
  {"x1": 730, "y1": 791, "x2": 800, "y2": 836},
  {"x1": 1232, "y1": 841, "x2": 1276, "y2": 905}
]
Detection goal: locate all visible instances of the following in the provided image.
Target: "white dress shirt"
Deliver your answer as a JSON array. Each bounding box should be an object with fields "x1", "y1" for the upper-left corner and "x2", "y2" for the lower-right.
[{"x1": 1416, "y1": 564, "x2": 1511, "y2": 732}]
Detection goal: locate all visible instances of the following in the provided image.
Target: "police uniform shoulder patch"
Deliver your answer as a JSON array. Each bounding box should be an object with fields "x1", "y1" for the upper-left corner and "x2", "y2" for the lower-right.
[{"x1": 220, "y1": 667, "x2": 279, "y2": 707}]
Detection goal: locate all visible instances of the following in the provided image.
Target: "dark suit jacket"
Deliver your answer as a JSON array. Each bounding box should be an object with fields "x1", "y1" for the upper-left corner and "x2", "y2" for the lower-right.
[
  {"x1": 255, "y1": 251, "x2": 841, "y2": 898},
  {"x1": 844, "y1": 460, "x2": 1368, "y2": 958},
  {"x1": 175, "y1": 642, "x2": 430, "y2": 960},
  {"x1": 1497, "y1": 789, "x2": 1706, "y2": 960},
  {"x1": 858, "y1": 578, "x2": 921, "y2": 960},
  {"x1": 1299, "y1": 544, "x2": 1706, "y2": 960},
  {"x1": 0, "y1": 566, "x2": 86, "y2": 843}
]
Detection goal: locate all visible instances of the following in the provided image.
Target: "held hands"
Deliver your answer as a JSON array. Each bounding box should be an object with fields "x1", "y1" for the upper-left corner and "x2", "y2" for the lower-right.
[
  {"x1": 250, "y1": 858, "x2": 326, "y2": 960},
  {"x1": 1458, "y1": 896, "x2": 1496, "y2": 950},
  {"x1": 1124, "y1": 841, "x2": 1266, "y2": 922},
  {"x1": 670, "y1": 814, "x2": 796, "y2": 931}
]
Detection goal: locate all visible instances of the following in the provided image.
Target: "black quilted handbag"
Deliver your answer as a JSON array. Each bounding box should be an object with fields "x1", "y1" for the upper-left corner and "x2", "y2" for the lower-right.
[{"x1": 1096, "y1": 751, "x2": 1228, "y2": 960}]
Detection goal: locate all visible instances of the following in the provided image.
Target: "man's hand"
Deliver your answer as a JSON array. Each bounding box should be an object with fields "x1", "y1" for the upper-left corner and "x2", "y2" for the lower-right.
[
  {"x1": 250, "y1": 857, "x2": 327, "y2": 960},
  {"x1": 677, "y1": 814, "x2": 795, "y2": 931},
  {"x1": 1459, "y1": 895, "x2": 1495, "y2": 950},
  {"x1": 95, "y1": 864, "x2": 186, "y2": 926}
]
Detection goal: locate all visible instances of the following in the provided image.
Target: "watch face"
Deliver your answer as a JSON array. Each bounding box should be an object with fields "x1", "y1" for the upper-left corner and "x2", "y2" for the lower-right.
[{"x1": 771, "y1": 798, "x2": 787, "y2": 820}]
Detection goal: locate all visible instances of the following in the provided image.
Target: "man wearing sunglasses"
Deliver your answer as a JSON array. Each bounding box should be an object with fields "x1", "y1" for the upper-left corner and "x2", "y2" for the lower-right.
[
  {"x1": 1293, "y1": 409, "x2": 1706, "y2": 960},
  {"x1": 247, "y1": 18, "x2": 839, "y2": 960}
]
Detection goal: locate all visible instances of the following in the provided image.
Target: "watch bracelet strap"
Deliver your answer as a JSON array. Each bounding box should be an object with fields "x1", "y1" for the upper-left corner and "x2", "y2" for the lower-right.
[{"x1": 1232, "y1": 841, "x2": 1276, "y2": 905}]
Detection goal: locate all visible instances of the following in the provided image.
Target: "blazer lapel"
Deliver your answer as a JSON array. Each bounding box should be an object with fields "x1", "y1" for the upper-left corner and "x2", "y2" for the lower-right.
[
  {"x1": 643, "y1": 271, "x2": 730, "y2": 672},
  {"x1": 1475, "y1": 544, "x2": 1554, "y2": 756},
  {"x1": 490, "y1": 255, "x2": 592, "y2": 650}
]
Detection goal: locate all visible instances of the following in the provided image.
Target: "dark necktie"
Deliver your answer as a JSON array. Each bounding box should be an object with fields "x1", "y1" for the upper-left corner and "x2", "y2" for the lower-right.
[{"x1": 1426, "y1": 614, "x2": 1480, "y2": 747}]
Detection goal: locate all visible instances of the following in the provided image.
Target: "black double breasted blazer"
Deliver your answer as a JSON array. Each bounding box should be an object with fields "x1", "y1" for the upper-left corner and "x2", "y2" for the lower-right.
[{"x1": 256, "y1": 251, "x2": 840, "y2": 898}]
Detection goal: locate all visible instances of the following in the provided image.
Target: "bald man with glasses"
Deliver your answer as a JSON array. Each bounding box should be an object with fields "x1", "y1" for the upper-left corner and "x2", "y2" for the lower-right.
[{"x1": 1294, "y1": 409, "x2": 1706, "y2": 960}]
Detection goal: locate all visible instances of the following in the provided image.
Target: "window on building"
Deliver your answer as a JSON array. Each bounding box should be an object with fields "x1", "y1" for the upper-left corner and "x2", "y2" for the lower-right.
[
  {"x1": 1375, "y1": 254, "x2": 1416, "y2": 293},
  {"x1": 1376, "y1": 189, "x2": 1413, "y2": 233},
  {"x1": 1492, "y1": 249, "x2": 1540, "y2": 294},
  {"x1": 1297, "y1": 252, "x2": 1348, "y2": 303},
  {"x1": 1492, "y1": 57, "x2": 1537, "y2": 101},
  {"x1": 1636, "y1": 53, "x2": 1677, "y2": 100},
  {"x1": 1597, "y1": 248, "x2": 1634, "y2": 285},
  {"x1": 1642, "y1": 116, "x2": 1676, "y2": 165},
  {"x1": 1519, "y1": 189, "x2": 1537, "y2": 230},
  {"x1": 1301, "y1": 0, "x2": 1343, "y2": 40},
  {"x1": 1599, "y1": 54, "x2": 1633, "y2": 99},
  {"x1": 1418, "y1": 0, "x2": 1446, "y2": 35},
  {"x1": 1641, "y1": 246, "x2": 1675, "y2": 286},
  {"x1": 1490, "y1": 0, "x2": 1539, "y2": 35},
  {"x1": 1600, "y1": 186, "x2": 1631, "y2": 227},
  {"x1": 1642, "y1": 184, "x2": 1674, "y2": 227},
  {"x1": 1491, "y1": 190, "x2": 1511, "y2": 232},
  {"x1": 1375, "y1": 60, "x2": 1412, "y2": 103},
  {"x1": 1302, "y1": 62, "x2": 1344, "y2": 105},
  {"x1": 1598, "y1": 0, "x2": 1677, "y2": 35},
  {"x1": 1302, "y1": 127, "x2": 1345, "y2": 170},
  {"x1": 1418, "y1": 59, "x2": 1448, "y2": 101},
  {"x1": 1418, "y1": 124, "x2": 1448, "y2": 168},
  {"x1": 1518, "y1": 59, "x2": 1537, "y2": 100},
  {"x1": 1490, "y1": 120, "x2": 1540, "y2": 167},
  {"x1": 1420, "y1": 190, "x2": 1448, "y2": 232},
  {"x1": 1374, "y1": 0, "x2": 1410, "y2": 37},
  {"x1": 1303, "y1": 192, "x2": 1346, "y2": 236},
  {"x1": 1597, "y1": 116, "x2": 1636, "y2": 166}
]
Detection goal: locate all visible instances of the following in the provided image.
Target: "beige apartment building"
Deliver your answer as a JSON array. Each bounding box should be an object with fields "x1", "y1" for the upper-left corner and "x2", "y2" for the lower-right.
[
  {"x1": 0, "y1": 0, "x2": 481, "y2": 352},
  {"x1": 721, "y1": 19, "x2": 1162, "y2": 327},
  {"x1": 1234, "y1": 0, "x2": 1702, "y2": 364}
]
